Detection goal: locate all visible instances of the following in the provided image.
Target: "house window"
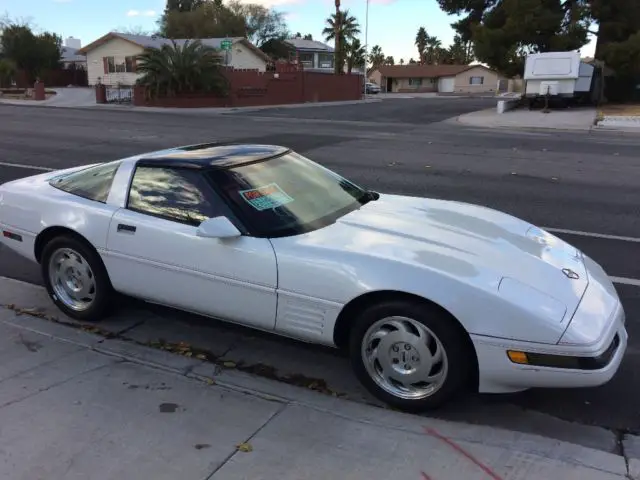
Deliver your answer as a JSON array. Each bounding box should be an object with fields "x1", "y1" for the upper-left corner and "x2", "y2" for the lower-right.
[
  {"x1": 124, "y1": 56, "x2": 137, "y2": 73},
  {"x1": 105, "y1": 56, "x2": 116, "y2": 73},
  {"x1": 103, "y1": 56, "x2": 136, "y2": 74},
  {"x1": 318, "y1": 53, "x2": 334, "y2": 68},
  {"x1": 298, "y1": 52, "x2": 314, "y2": 67},
  {"x1": 409, "y1": 78, "x2": 422, "y2": 86},
  {"x1": 469, "y1": 76, "x2": 484, "y2": 85}
]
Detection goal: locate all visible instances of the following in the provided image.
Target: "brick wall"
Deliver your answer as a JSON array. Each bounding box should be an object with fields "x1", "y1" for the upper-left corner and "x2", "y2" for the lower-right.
[{"x1": 132, "y1": 65, "x2": 362, "y2": 108}]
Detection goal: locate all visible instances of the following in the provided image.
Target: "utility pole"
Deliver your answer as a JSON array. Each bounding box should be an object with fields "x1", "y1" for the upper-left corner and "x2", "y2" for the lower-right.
[{"x1": 334, "y1": 0, "x2": 341, "y2": 75}]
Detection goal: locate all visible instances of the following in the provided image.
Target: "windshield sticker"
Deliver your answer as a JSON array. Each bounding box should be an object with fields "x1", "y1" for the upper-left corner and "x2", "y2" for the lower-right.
[{"x1": 239, "y1": 183, "x2": 294, "y2": 211}]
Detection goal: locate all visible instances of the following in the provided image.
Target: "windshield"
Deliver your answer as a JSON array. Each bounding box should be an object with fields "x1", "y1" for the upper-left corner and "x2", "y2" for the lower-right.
[{"x1": 208, "y1": 151, "x2": 370, "y2": 237}]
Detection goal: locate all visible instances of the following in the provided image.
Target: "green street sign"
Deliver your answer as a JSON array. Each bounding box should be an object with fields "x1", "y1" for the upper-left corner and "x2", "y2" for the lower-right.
[{"x1": 221, "y1": 40, "x2": 232, "y2": 50}]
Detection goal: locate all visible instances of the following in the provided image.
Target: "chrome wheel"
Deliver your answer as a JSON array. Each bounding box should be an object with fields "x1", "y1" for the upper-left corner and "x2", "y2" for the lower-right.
[
  {"x1": 48, "y1": 247, "x2": 97, "y2": 312},
  {"x1": 361, "y1": 316, "x2": 449, "y2": 400}
]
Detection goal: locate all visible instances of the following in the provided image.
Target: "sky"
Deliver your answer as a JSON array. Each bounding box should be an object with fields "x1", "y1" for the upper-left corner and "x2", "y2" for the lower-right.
[{"x1": 1, "y1": 0, "x2": 597, "y2": 62}]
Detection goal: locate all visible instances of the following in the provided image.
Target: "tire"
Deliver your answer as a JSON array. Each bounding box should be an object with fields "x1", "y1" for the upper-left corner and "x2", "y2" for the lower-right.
[
  {"x1": 349, "y1": 299, "x2": 474, "y2": 412},
  {"x1": 41, "y1": 234, "x2": 114, "y2": 322}
]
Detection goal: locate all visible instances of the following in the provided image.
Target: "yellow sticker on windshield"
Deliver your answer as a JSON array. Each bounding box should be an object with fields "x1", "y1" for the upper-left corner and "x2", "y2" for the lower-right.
[{"x1": 239, "y1": 183, "x2": 294, "y2": 211}]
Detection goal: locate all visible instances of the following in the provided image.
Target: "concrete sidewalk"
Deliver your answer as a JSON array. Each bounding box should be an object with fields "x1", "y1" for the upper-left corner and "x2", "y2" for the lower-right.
[
  {"x1": 0, "y1": 289, "x2": 637, "y2": 479},
  {"x1": 453, "y1": 107, "x2": 598, "y2": 131}
]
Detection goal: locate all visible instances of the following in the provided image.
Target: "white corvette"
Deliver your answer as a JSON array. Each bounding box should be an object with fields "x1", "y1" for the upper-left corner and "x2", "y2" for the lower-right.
[{"x1": 0, "y1": 143, "x2": 628, "y2": 411}]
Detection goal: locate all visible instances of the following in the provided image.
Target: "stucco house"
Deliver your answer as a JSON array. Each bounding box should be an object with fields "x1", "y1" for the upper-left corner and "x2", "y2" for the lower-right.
[
  {"x1": 369, "y1": 64, "x2": 503, "y2": 94},
  {"x1": 61, "y1": 46, "x2": 86, "y2": 69},
  {"x1": 284, "y1": 38, "x2": 335, "y2": 70},
  {"x1": 76, "y1": 32, "x2": 271, "y2": 86}
]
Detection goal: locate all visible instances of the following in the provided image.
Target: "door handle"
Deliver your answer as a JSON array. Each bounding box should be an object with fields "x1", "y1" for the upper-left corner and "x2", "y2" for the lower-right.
[{"x1": 117, "y1": 224, "x2": 136, "y2": 234}]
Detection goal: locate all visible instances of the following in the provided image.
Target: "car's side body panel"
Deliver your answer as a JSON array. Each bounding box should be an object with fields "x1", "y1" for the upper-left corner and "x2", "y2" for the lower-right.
[
  {"x1": 103, "y1": 208, "x2": 279, "y2": 330},
  {"x1": 0, "y1": 165, "x2": 120, "y2": 263}
]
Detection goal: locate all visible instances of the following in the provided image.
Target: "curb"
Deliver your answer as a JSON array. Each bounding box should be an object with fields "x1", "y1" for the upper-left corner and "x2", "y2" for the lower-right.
[{"x1": 0, "y1": 303, "x2": 636, "y2": 479}]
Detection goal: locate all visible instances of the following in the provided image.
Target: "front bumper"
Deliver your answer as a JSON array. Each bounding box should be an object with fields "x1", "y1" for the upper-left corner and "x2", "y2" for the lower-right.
[{"x1": 471, "y1": 292, "x2": 628, "y2": 393}]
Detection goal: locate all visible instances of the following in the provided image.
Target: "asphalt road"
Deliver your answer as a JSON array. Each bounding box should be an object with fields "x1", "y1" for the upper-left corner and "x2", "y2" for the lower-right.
[{"x1": 1, "y1": 100, "x2": 639, "y2": 453}]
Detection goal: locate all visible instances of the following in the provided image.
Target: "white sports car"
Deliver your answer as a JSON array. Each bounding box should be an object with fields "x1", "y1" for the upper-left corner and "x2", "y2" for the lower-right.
[{"x1": 0, "y1": 143, "x2": 628, "y2": 411}]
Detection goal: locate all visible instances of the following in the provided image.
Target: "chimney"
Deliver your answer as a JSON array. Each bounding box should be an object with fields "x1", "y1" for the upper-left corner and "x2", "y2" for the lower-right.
[{"x1": 65, "y1": 36, "x2": 82, "y2": 49}]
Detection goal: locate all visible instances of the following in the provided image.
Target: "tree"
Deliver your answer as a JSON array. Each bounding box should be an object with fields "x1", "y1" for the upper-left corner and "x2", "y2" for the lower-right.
[
  {"x1": 408, "y1": 57, "x2": 417, "y2": 64},
  {"x1": 159, "y1": 2, "x2": 246, "y2": 38},
  {"x1": 368, "y1": 45, "x2": 385, "y2": 70},
  {"x1": 437, "y1": 0, "x2": 591, "y2": 76},
  {"x1": 0, "y1": 22, "x2": 62, "y2": 80},
  {"x1": 115, "y1": 25, "x2": 155, "y2": 36},
  {"x1": 384, "y1": 55, "x2": 395, "y2": 65},
  {"x1": 135, "y1": 39, "x2": 228, "y2": 98},
  {"x1": 345, "y1": 38, "x2": 366, "y2": 73},
  {"x1": 399, "y1": 58, "x2": 405, "y2": 65},
  {"x1": 425, "y1": 35, "x2": 443, "y2": 64},
  {"x1": 294, "y1": 32, "x2": 313, "y2": 40},
  {"x1": 415, "y1": 27, "x2": 428, "y2": 64},
  {"x1": 226, "y1": 1, "x2": 289, "y2": 47},
  {"x1": 323, "y1": 9, "x2": 360, "y2": 74},
  {"x1": 163, "y1": 0, "x2": 205, "y2": 14},
  {"x1": 444, "y1": 34, "x2": 473, "y2": 64},
  {"x1": 0, "y1": 58, "x2": 17, "y2": 87}
]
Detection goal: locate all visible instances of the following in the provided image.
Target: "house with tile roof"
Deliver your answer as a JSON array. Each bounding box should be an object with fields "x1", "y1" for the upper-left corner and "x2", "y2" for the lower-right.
[
  {"x1": 369, "y1": 64, "x2": 503, "y2": 94},
  {"x1": 76, "y1": 32, "x2": 271, "y2": 86}
]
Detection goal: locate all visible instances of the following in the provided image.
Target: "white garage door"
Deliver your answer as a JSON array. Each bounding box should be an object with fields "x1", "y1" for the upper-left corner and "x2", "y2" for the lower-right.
[{"x1": 438, "y1": 77, "x2": 455, "y2": 93}]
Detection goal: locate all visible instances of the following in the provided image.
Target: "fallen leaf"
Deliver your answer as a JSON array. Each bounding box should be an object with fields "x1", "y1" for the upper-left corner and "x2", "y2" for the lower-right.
[
  {"x1": 425, "y1": 165, "x2": 431, "y2": 168},
  {"x1": 236, "y1": 442, "x2": 253, "y2": 453},
  {"x1": 205, "y1": 378, "x2": 215, "y2": 385},
  {"x1": 196, "y1": 354, "x2": 207, "y2": 361},
  {"x1": 223, "y1": 361, "x2": 237, "y2": 368},
  {"x1": 551, "y1": 177, "x2": 558, "y2": 181}
]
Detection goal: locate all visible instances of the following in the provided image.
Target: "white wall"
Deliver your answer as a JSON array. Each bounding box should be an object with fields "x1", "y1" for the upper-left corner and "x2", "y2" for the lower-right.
[
  {"x1": 86, "y1": 37, "x2": 143, "y2": 86},
  {"x1": 226, "y1": 42, "x2": 267, "y2": 71}
]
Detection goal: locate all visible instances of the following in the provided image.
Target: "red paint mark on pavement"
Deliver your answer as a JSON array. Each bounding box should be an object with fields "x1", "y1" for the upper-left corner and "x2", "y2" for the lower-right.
[
  {"x1": 420, "y1": 471, "x2": 433, "y2": 480},
  {"x1": 423, "y1": 426, "x2": 504, "y2": 480}
]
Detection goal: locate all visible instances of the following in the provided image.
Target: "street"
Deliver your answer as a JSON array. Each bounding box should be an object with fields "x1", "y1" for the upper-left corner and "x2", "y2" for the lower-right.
[{"x1": 1, "y1": 100, "x2": 639, "y2": 455}]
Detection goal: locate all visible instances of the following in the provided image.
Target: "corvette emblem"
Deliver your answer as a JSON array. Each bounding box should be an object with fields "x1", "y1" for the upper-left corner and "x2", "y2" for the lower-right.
[{"x1": 562, "y1": 268, "x2": 580, "y2": 280}]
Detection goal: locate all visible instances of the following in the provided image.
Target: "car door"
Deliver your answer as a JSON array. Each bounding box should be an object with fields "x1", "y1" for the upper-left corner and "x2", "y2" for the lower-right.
[{"x1": 103, "y1": 164, "x2": 278, "y2": 330}]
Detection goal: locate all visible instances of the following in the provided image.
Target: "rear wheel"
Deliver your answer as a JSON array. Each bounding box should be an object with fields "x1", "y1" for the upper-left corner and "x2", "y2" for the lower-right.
[
  {"x1": 349, "y1": 299, "x2": 474, "y2": 412},
  {"x1": 41, "y1": 235, "x2": 114, "y2": 321}
]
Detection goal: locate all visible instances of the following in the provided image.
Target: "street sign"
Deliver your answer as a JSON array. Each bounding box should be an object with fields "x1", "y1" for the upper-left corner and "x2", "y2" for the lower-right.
[{"x1": 221, "y1": 40, "x2": 232, "y2": 51}]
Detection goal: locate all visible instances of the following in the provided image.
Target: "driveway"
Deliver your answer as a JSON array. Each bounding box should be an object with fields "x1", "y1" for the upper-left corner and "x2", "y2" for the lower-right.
[{"x1": 225, "y1": 97, "x2": 497, "y2": 125}]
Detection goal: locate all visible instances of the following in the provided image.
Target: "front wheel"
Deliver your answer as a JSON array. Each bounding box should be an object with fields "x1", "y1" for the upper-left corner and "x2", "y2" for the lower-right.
[
  {"x1": 349, "y1": 299, "x2": 474, "y2": 412},
  {"x1": 41, "y1": 235, "x2": 114, "y2": 322}
]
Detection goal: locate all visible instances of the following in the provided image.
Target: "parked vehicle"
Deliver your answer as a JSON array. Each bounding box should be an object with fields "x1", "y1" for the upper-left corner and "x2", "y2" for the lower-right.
[
  {"x1": 524, "y1": 51, "x2": 598, "y2": 108},
  {"x1": 0, "y1": 143, "x2": 627, "y2": 411},
  {"x1": 363, "y1": 82, "x2": 381, "y2": 94}
]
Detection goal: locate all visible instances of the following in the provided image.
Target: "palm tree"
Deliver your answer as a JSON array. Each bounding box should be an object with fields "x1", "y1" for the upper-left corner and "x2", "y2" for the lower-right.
[
  {"x1": 135, "y1": 40, "x2": 228, "y2": 98},
  {"x1": 323, "y1": 9, "x2": 360, "y2": 74},
  {"x1": 415, "y1": 27, "x2": 428, "y2": 64},
  {"x1": 425, "y1": 36, "x2": 442, "y2": 64},
  {"x1": 399, "y1": 58, "x2": 405, "y2": 65},
  {"x1": 368, "y1": 45, "x2": 385, "y2": 71},
  {"x1": 345, "y1": 38, "x2": 366, "y2": 74}
]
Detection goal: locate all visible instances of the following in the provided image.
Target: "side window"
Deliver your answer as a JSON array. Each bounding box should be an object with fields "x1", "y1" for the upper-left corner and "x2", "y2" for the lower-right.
[
  {"x1": 50, "y1": 161, "x2": 121, "y2": 203},
  {"x1": 127, "y1": 166, "x2": 221, "y2": 226}
]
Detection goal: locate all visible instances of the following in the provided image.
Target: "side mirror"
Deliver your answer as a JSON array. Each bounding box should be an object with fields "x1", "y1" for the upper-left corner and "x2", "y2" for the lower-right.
[{"x1": 196, "y1": 216, "x2": 241, "y2": 239}]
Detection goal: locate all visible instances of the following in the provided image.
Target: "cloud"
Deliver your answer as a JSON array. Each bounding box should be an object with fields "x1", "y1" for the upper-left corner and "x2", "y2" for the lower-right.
[{"x1": 126, "y1": 9, "x2": 157, "y2": 17}]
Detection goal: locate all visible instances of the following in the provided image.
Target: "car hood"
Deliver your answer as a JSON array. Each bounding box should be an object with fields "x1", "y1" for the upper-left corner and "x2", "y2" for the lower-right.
[{"x1": 310, "y1": 194, "x2": 588, "y2": 320}]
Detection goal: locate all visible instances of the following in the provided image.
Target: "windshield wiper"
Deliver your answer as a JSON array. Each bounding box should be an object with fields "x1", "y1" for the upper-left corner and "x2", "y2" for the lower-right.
[{"x1": 359, "y1": 190, "x2": 380, "y2": 205}]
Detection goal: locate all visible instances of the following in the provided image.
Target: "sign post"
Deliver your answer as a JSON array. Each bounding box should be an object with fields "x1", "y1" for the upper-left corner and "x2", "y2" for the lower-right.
[{"x1": 221, "y1": 39, "x2": 232, "y2": 66}]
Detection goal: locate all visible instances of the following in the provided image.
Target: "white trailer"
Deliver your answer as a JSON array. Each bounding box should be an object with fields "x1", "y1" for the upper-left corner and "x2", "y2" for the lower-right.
[{"x1": 523, "y1": 51, "x2": 594, "y2": 106}]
